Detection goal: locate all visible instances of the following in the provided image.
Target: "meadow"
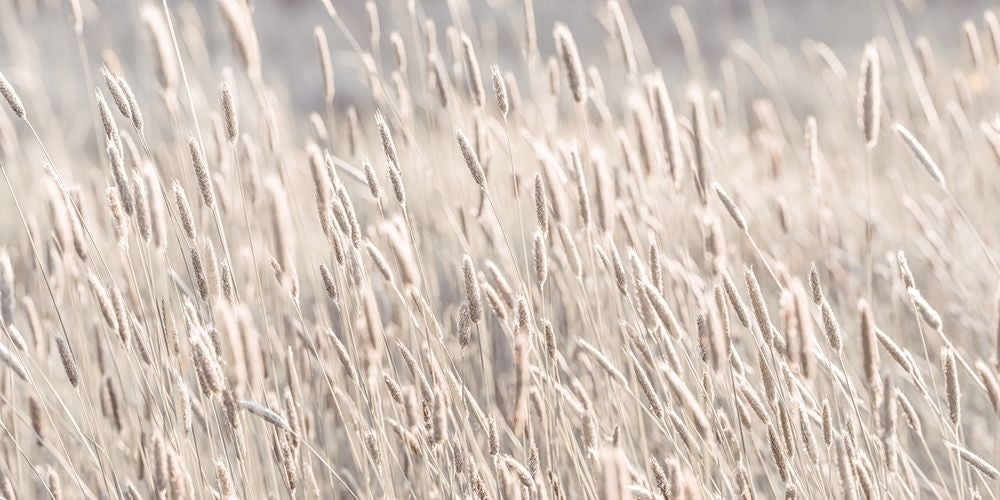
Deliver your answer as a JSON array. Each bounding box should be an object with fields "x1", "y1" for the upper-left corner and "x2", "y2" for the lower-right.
[{"x1": 1, "y1": 0, "x2": 1000, "y2": 498}]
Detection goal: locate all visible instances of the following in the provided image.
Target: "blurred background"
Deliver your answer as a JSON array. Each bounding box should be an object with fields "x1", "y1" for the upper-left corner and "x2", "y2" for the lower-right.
[{"x1": 0, "y1": 0, "x2": 993, "y2": 137}]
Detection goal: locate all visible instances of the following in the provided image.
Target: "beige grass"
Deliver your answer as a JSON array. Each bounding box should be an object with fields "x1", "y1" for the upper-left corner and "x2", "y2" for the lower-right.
[{"x1": 0, "y1": 0, "x2": 999, "y2": 499}]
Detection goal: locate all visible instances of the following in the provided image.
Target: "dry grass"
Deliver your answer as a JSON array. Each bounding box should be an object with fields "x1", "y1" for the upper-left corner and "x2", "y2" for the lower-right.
[{"x1": 0, "y1": 0, "x2": 999, "y2": 498}]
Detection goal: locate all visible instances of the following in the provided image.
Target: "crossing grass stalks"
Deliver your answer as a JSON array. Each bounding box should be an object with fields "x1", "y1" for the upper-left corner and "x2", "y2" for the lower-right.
[{"x1": 0, "y1": 0, "x2": 1000, "y2": 498}]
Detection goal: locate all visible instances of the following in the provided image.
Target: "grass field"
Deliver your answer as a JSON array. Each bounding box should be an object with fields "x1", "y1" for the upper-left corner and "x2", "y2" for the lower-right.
[{"x1": 1, "y1": 0, "x2": 1000, "y2": 498}]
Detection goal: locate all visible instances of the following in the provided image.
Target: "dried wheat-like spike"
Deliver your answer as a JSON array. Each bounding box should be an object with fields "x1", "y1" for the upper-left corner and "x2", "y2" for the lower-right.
[
  {"x1": 712, "y1": 182, "x2": 747, "y2": 232},
  {"x1": 188, "y1": 136, "x2": 216, "y2": 208},
  {"x1": 101, "y1": 66, "x2": 131, "y2": 121},
  {"x1": 47, "y1": 468, "x2": 62, "y2": 500},
  {"x1": 854, "y1": 458, "x2": 874, "y2": 500},
  {"x1": 462, "y1": 255, "x2": 482, "y2": 324},
  {"x1": 55, "y1": 335, "x2": 79, "y2": 387},
  {"x1": 365, "y1": 240, "x2": 394, "y2": 283},
  {"x1": 110, "y1": 285, "x2": 131, "y2": 346},
  {"x1": 609, "y1": 244, "x2": 627, "y2": 296},
  {"x1": 554, "y1": 23, "x2": 586, "y2": 104},
  {"x1": 319, "y1": 263, "x2": 339, "y2": 301},
  {"x1": 859, "y1": 299, "x2": 878, "y2": 386},
  {"x1": 533, "y1": 231, "x2": 548, "y2": 287},
  {"x1": 460, "y1": 32, "x2": 485, "y2": 107},
  {"x1": 768, "y1": 423, "x2": 789, "y2": 482},
  {"x1": 893, "y1": 123, "x2": 946, "y2": 188},
  {"x1": 173, "y1": 181, "x2": 197, "y2": 240},
  {"x1": 821, "y1": 399, "x2": 833, "y2": 446},
  {"x1": 745, "y1": 266, "x2": 774, "y2": 345},
  {"x1": 643, "y1": 280, "x2": 683, "y2": 338},
  {"x1": 376, "y1": 111, "x2": 400, "y2": 169},
  {"x1": 119, "y1": 76, "x2": 143, "y2": 133},
  {"x1": 951, "y1": 444, "x2": 1000, "y2": 480},
  {"x1": 456, "y1": 127, "x2": 487, "y2": 188},
  {"x1": 132, "y1": 174, "x2": 151, "y2": 244},
  {"x1": 608, "y1": 1, "x2": 636, "y2": 77},
  {"x1": 491, "y1": 64, "x2": 509, "y2": 117},
  {"x1": 632, "y1": 359, "x2": 663, "y2": 419},
  {"x1": 907, "y1": 287, "x2": 943, "y2": 331},
  {"x1": 859, "y1": 44, "x2": 881, "y2": 147},
  {"x1": 221, "y1": 81, "x2": 238, "y2": 142},
  {"x1": 0, "y1": 72, "x2": 25, "y2": 120},
  {"x1": 942, "y1": 347, "x2": 960, "y2": 426},
  {"x1": 543, "y1": 320, "x2": 557, "y2": 360},
  {"x1": 579, "y1": 339, "x2": 627, "y2": 385},
  {"x1": 719, "y1": 269, "x2": 751, "y2": 327},
  {"x1": 977, "y1": 361, "x2": 1000, "y2": 415},
  {"x1": 314, "y1": 27, "x2": 335, "y2": 105},
  {"x1": 363, "y1": 160, "x2": 381, "y2": 200},
  {"x1": 820, "y1": 298, "x2": 843, "y2": 353},
  {"x1": 0, "y1": 343, "x2": 26, "y2": 381},
  {"x1": 239, "y1": 399, "x2": 291, "y2": 431},
  {"x1": 141, "y1": 7, "x2": 177, "y2": 92},
  {"x1": 808, "y1": 263, "x2": 824, "y2": 305},
  {"x1": 895, "y1": 250, "x2": 916, "y2": 289},
  {"x1": 875, "y1": 327, "x2": 916, "y2": 376},
  {"x1": 963, "y1": 20, "x2": 985, "y2": 70},
  {"x1": 534, "y1": 173, "x2": 549, "y2": 233},
  {"x1": 218, "y1": 0, "x2": 261, "y2": 80}
]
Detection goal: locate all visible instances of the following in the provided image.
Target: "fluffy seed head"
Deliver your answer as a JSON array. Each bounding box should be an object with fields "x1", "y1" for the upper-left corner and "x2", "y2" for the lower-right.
[
  {"x1": 608, "y1": 1, "x2": 637, "y2": 76},
  {"x1": 860, "y1": 44, "x2": 881, "y2": 147},
  {"x1": 533, "y1": 231, "x2": 548, "y2": 287},
  {"x1": 744, "y1": 267, "x2": 774, "y2": 345},
  {"x1": 712, "y1": 182, "x2": 747, "y2": 231},
  {"x1": 943, "y1": 347, "x2": 960, "y2": 425},
  {"x1": 221, "y1": 81, "x2": 238, "y2": 142},
  {"x1": 188, "y1": 136, "x2": 216, "y2": 208},
  {"x1": 314, "y1": 27, "x2": 335, "y2": 104},
  {"x1": 534, "y1": 174, "x2": 549, "y2": 233},
  {"x1": 952, "y1": 444, "x2": 1000, "y2": 479},
  {"x1": 491, "y1": 64, "x2": 509, "y2": 117},
  {"x1": 808, "y1": 264, "x2": 824, "y2": 305},
  {"x1": 455, "y1": 128, "x2": 486, "y2": 188},
  {"x1": 376, "y1": 111, "x2": 400, "y2": 169},
  {"x1": 0, "y1": 72, "x2": 25, "y2": 120},
  {"x1": 554, "y1": 24, "x2": 587, "y2": 103},
  {"x1": 820, "y1": 298, "x2": 843, "y2": 353},
  {"x1": 142, "y1": 6, "x2": 178, "y2": 91},
  {"x1": 363, "y1": 160, "x2": 381, "y2": 200},
  {"x1": 463, "y1": 255, "x2": 482, "y2": 324},
  {"x1": 893, "y1": 123, "x2": 946, "y2": 188},
  {"x1": 55, "y1": 335, "x2": 79, "y2": 387},
  {"x1": 460, "y1": 33, "x2": 485, "y2": 107}
]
